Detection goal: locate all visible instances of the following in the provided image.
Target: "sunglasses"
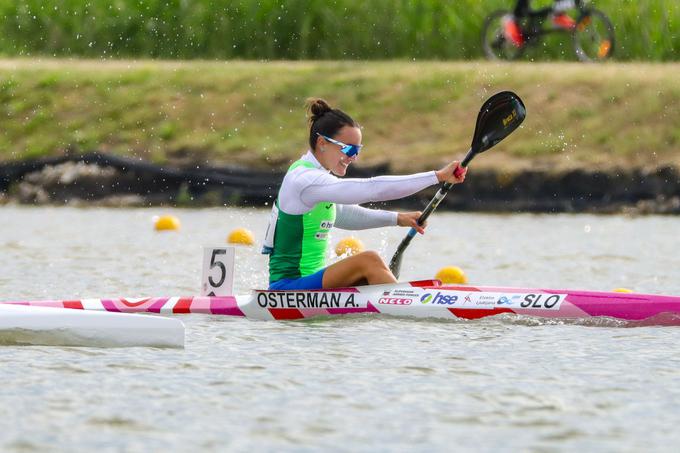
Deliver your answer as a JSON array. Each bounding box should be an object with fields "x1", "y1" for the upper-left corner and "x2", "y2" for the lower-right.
[{"x1": 317, "y1": 133, "x2": 362, "y2": 158}]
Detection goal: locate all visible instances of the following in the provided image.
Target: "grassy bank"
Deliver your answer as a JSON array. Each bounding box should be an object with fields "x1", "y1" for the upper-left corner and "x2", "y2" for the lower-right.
[
  {"x1": 1, "y1": 59, "x2": 679, "y2": 173},
  {"x1": 0, "y1": 0, "x2": 677, "y2": 61}
]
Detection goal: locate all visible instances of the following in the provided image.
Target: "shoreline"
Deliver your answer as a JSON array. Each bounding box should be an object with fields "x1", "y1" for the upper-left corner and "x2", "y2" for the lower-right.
[{"x1": 2, "y1": 152, "x2": 679, "y2": 215}]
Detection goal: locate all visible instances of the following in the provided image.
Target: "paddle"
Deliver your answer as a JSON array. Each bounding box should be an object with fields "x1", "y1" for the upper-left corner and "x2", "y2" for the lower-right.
[{"x1": 389, "y1": 91, "x2": 526, "y2": 279}]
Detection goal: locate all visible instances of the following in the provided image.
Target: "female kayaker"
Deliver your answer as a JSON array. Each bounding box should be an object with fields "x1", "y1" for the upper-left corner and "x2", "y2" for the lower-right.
[{"x1": 263, "y1": 98, "x2": 466, "y2": 290}]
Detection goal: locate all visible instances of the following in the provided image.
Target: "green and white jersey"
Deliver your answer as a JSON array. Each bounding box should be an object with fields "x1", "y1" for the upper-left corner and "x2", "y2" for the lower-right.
[
  {"x1": 268, "y1": 159, "x2": 337, "y2": 282},
  {"x1": 265, "y1": 151, "x2": 439, "y2": 283}
]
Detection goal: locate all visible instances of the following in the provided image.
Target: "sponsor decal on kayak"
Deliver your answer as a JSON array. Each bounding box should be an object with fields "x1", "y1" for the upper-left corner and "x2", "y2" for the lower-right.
[
  {"x1": 461, "y1": 293, "x2": 497, "y2": 308},
  {"x1": 420, "y1": 292, "x2": 459, "y2": 305},
  {"x1": 386, "y1": 289, "x2": 422, "y2": 297},
  {"x1": 496, "y1": 295, "x2": 523, "y2": 306},
  {"x1": 495, "y1": 293, "x2": 565, "y2": 310},
  {"x1": 520, "y1": 293, "x2": 566, "y2": 310},
  {"x1": 378, "y1": 297, "x2": 413, "y2": 305},
  {"x1": 378, "y1": 288, "x2": 423, "y2": 305},
  {"x1": 256, "y1": 292, "x2": 357, "y2": 309}
]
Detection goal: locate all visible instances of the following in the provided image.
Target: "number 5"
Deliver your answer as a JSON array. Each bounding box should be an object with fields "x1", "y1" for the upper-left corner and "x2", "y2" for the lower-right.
[{"x1": 208, "y1": 249, "x2": 227, "y2": 287}]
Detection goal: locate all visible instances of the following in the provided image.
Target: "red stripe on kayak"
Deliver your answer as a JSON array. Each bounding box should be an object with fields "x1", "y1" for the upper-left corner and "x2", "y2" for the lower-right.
[
  {"x1": 409, "y1": 280, "x2": 441, "y2": 288},
  {"x1": 173, "y1": 297, "x2": 193, "y2": 313},
  {"x1": 120, "y1": 298, "x2": 152, "y2": 307},
  {"x1": 448, "y1": 308, "x2": 514, "y2": 320},
  {"x1": 270, "y1": 308, "x2": 304, "y2": 320},
  {"x1": 63, "y1": 300, "x2": 84, "y2": 310},
  {"x1": 443, "y1": 285, "x2": 482, "y2": 292}
]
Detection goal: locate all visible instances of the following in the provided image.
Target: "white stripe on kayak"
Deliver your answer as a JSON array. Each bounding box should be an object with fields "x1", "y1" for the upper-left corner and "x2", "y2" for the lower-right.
[
  {"x1": 159, "y1": 297, "x2": 180, "y2": 314},
  {"x1": 81, "y1": 299, "x2": 106, "y2": 311}
]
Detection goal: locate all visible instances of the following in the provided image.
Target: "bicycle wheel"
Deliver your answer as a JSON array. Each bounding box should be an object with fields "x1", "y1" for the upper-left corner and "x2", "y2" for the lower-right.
[
  {"x1": 481, "y1": 10, "x2": 525, "y2": 61},
  {"x1": 573, "y1": 9, "x2": 615, "y2": 62}
]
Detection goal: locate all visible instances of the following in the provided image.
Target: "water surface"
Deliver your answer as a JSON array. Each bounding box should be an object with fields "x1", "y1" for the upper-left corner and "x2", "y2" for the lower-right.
[{"x1": 1, "y1": 206, "x2": 680, "y2": 451}]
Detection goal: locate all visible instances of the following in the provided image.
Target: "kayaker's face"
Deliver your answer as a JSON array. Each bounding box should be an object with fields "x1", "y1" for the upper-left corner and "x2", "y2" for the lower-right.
[{"x1": 317, "y1": 126, "x2": 362, "y2": 176}]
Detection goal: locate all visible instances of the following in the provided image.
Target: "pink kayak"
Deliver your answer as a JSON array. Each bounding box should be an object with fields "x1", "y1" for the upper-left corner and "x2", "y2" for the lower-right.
[{"x1": 3, "y1": 280, "x2": 680, "y2": 326}]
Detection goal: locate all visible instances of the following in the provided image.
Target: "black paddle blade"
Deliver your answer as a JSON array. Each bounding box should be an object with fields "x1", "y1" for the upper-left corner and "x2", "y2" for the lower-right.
[{"x1": 468, "y1": 91, "x2": 526, "y2": 159}]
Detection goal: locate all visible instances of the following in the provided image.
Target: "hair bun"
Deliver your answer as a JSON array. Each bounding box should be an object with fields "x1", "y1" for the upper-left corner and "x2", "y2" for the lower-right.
[
  {"x1": 307, "y1": 98, "x2": 332, "y2": 122},
  {"x1": 305, "y1": 98, "x2": 358, "y2": 151}
]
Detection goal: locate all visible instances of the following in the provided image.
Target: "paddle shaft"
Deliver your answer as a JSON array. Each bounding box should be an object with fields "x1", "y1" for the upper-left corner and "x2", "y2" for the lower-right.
[{"x1": 388, "y1": 147, "x2": 475, "y2": 278}]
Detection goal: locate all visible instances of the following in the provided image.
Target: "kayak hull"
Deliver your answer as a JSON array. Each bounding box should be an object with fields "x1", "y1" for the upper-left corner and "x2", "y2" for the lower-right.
[
  {"x1": 0, "y1": 303, "x2": 185, "y2": 348},
  {"x1": 4, "y1": 281, "x2": 680, "y2": 326}
]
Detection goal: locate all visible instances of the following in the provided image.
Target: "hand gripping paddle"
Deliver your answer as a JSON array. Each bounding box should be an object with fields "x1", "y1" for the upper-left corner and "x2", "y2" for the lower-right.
[{"x1": 388, "y1": 91, "x2": 526, "y2": 279}]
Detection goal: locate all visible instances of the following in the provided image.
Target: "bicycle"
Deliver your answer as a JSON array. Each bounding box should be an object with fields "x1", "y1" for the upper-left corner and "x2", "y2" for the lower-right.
[{"x1": 482, "y1": 0, "x2": 615, "y2": 62}]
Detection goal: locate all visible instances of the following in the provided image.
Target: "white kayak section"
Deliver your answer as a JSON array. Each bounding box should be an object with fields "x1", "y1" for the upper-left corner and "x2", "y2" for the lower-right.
[{"x1": 0, "y1": 304, "x2": 185, "y2": 348}]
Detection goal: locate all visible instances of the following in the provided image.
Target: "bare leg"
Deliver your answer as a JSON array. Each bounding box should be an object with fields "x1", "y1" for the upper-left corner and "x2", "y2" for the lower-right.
[{"x1": 322, "y1": 251, "x2": 397, "y2": 289}]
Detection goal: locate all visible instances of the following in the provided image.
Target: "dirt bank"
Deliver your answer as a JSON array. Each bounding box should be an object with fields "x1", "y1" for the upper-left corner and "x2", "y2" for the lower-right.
[{"x1": 2, "y1": 152, "x2": 679, "y2": 214}]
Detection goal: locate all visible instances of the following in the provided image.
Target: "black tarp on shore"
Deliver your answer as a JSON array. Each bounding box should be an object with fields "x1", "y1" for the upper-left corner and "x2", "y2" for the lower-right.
[{"x1": 1, "y1": 152, "x2": 680, "y2": 213}]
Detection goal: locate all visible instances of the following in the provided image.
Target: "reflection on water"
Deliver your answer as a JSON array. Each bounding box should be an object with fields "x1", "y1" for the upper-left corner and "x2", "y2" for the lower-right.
[{"x1": 2, "y1": 206, "x2": 680, "y2": 451}]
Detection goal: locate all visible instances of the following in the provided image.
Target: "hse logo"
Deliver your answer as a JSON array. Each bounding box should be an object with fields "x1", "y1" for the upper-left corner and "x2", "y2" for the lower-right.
[{"x1": 420, "y1": 292, "x2": 458, "y2": 305}]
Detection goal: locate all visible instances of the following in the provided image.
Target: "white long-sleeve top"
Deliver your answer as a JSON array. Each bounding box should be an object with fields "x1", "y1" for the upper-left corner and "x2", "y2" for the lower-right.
[{"x1": 278, "y1": 151, "x2": 438, "y2": 229}]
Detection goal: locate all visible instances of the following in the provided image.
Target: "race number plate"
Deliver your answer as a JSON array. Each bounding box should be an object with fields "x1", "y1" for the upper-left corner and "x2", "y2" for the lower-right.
[{"x1": 201, "y1": 246, "x2": 235, "y2": 296}]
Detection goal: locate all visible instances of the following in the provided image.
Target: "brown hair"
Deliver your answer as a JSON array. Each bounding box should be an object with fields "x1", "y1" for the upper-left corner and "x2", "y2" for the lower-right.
[{"x1": 306, "y1": 98, "x2": 358, "y2": 150}]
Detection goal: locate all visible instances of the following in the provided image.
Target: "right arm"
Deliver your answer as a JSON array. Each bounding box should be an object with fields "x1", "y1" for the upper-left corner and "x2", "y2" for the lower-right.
[
  {"x1": 299, "y1": 171, "x2": 439, "y2": 207},
  {"x1": 300, "y1": 160, "x2": 466, "y2": 207},
  {"x1": 278, "y1": 161, "x2": 466, "y2": 215}
]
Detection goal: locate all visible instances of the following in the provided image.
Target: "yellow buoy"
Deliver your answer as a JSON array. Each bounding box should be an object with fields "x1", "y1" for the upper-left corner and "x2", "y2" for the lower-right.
[
  {"x1": 227, "y1": 228, "x2": 255, "y2": 246},
  {"x1": 154, "y1": 215, "x2": 181, "y2": 231},
  {"x1": 335, "y1": 237, "x2": 365, "y2": 256},
  {"x1": 435, "y1": 266, "x2": 468, "y2": 284},
  {"x1": 613, "y1": 288, "x2": 634, "y2": 293}
]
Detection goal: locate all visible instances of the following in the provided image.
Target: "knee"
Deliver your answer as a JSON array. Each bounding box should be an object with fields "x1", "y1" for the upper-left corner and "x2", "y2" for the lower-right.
[{"x1": 358, "y1": 251, "x2": 387, "y2": 269}]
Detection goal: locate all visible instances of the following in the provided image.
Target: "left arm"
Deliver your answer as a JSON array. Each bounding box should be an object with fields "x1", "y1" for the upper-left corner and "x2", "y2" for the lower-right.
[
  {"x1": 335, "y1": 204, "x2": 397, "y2": 230},
  {"x1": 335, "y1": 205, "x2": 425, "y2": 234}
]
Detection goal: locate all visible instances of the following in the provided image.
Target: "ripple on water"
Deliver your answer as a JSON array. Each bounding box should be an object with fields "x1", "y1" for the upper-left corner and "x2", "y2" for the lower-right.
[
  {"x1": 1, "y1": 240, "x2": 25, "y2": 250},
  {"x1": 87, "y1": 416, "x2": 150, "y2": 430},
  {"x1": 6, "y1": 440, "x2": 43, "y2": 452},
  {"x1": 396, "y1": 365, "x2": 437, "y2": 375}
]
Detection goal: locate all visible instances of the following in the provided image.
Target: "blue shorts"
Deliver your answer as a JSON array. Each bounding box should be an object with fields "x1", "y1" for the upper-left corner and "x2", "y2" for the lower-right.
[{"x1": 269, "y1": 268, "x2": 326, "y2": 290}]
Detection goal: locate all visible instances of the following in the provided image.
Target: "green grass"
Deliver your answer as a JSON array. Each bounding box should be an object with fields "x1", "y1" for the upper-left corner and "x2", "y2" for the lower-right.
[
  {"x1": 1, "y1": 59, "x2": 679, "y2": 173},
  {"x1": 0, "y1": 1, "x2": 677, "y2": 61}
]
